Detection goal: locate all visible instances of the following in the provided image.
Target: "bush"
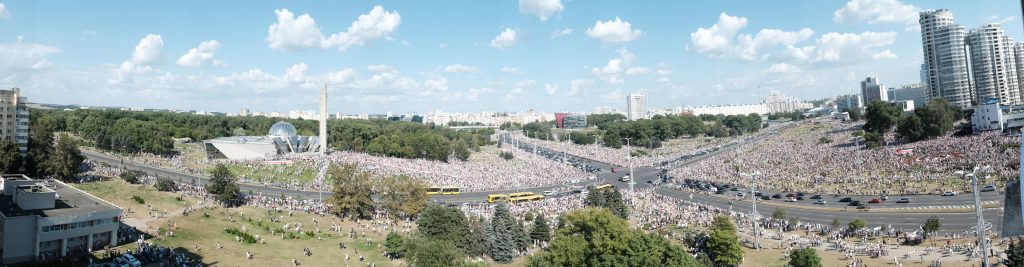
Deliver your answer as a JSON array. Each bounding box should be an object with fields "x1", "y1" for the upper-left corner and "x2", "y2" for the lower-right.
[
  {"x1": 120, "y1": 170, "x2": 142, "y2": 184},
  {"x1": 789, "y1": 247, "x2": 822, "y2": 267},
  {"x1": 499, "y1": 151, "x2": 514, "y2": 161},
  {"x1": 224, "y1": 228, "x2": 257, "y2": 243},
  {"x1": 131, "y1": 195, "x2": 145, "y2": 204},
  {"x1": 155, "y1": 177, "x2": 176, "y2": 191}
]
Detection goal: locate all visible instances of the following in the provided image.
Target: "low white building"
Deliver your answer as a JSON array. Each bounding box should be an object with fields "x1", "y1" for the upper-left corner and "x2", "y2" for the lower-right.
[
  {"x1": 971, "y1": 98, "x2": 1024, "y2": 133},
  {"x1": 0, "y1": 175, "x2": 122, "y2": 264}
]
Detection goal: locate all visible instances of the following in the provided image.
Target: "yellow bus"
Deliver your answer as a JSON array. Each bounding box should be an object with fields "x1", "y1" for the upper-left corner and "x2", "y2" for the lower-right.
[
  {"x1": 427, "y1": 187, "x2": 443, "y2": 195},
  {"x1": 508, "y1": 192, "x2": 535, "y2": 198},
  {"x1": 594, "y1": 184, "x2": 614, "y2": 191},
  {"x1": 487, "y1": 194, "x2": 509, "y2": 203},
  {"x1": 441, "y1": 187, "x2": 461, "y2": 195},
  {"x1": 510, "y1": 195, "x2": 544, "y2": 203}
]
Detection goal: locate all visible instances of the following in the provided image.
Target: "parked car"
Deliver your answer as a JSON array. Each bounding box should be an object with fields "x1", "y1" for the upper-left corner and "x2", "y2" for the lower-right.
[
  {"x1": 896, "y1": 197, "x2": 911, "y2": 203},
  {"x1": 856, "y1": 204, "x2": 869, "y2": 209},
  {"x1": 120, "y1": 255, "x2": 142, "y2": 267},
  {"x1": 796, "y1": 192, "x2": 806, "y2": 197},
  {"x1": 814, "y1": 199, "x2": 827, "y2": 205},
  {"x1": 771, "y1": 194, "x2": 782, "y2": 199},
  {"x1": 113, "y1": 258, "x2": 131, "y2": 267},
  {"x1": 982, "y1": 185, "x2": 997, "y2": 192},
  {"x1": 760, "y1": 195, "x2": 771, "y2": 200},
  {"x1": 868, "y1": 198, "x2": 881, "y2": 204},
  {"x1": 810, "y1": 195, "x2": 823, "y2": 200},
  {"x1": 736, "y1": 192, "x2": 745, "y2": 198},
  {"x1": 848, "y1": 200, "x2": 861, "y2": 206},
  {"x1": 543, "y1": 191, "x2": 555, "y2": 196},
  {"x1": 838, "y1": 197, "x2": 853, "y2": 202},
  {"x1": 796, "y1": 196, "x2": 805, "y2": 201},
  {"x1": 942, "y1": 191, "x2": 957, "y2": 196},
  {"x1": 880, "y1": 195, "x2": 889, "y2": 201},
  {"x1": 785, "y1": 197, "x2": 797, "y2": 202},
  {"x1": 785, "y1": 193, "x2": 797, "y2": 198}
]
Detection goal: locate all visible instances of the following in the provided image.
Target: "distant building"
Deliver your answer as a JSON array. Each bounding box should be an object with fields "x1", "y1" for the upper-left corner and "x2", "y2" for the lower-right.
[
  {"x1": 626, "y1": 92, "x2": 647, "y2": 120},
  {"x1": 0, "y1": 174, "x2": 123, "y2": 264},
  {"x1": 554, "y1": 113, "x2": 570, "y2": 128},
  {"x1": 593, "y1": 106, "x2": 615, "y2": 114},
  {"x1": 203, "y1": 121, "x2": 325, "y2": 160},
  {"x1": 971, "y1": 97, "x2": 1024, "y2": 133},
  {"x1": 860, "y1": 77, "x2": 888, "y2": 104},
  {"x1": 968, "y1": 23, "x2": 1021, "y2": 105},
  {"x1": 239, "y1": 109, "x2": 250, "y2": 116},
  {"x1": 0, "y1": 88, "x2": 29, "y2": 154},
  {"x1": 920, "y1": 9, "x2": 973, "y2": 109},
  {"x1": 835, "y1": 94, "x2": 863, "y2": 112},
  {"x1": 763, "y1": 90, "x2": 811, "y2": 114},
  {"x1": 563, "y1": 115, "x2": 587, "y2": 129},
  {"x1": 686, "y1": 104, "x2": 769, "y2": 116},
  {"x1": 891, "y1": 83, "x2": 928, "y2": 108}
]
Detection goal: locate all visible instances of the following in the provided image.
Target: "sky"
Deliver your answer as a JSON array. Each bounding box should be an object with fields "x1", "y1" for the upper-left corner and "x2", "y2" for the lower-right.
[{"x1": 0, "y1": 0, "x2": 1022, "y2": 114}]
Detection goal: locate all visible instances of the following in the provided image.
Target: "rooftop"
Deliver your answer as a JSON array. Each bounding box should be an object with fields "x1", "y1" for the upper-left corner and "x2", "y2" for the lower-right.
[
  {"x1": 205, "y1": 136, "x2": 279, "y2": 145},
  {"x1": 0, "y1": 179, "x2": 120, "y2": 218}
]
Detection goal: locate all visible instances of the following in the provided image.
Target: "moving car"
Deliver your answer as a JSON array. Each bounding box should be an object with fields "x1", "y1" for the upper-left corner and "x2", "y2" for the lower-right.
[
  {"x1": 868, "y1": 198, "x2": 881, "y2": 204},
  {"x1": 880, "y1": 195, "x2": 888, "y2": 201},
  {"x1": 896, "y1": 197, "x2": 911, "y2": 203},
  {"x1": 735, "y1": 192, "x2": 745, "y2": 198},
  {"x1": 838, "y1": 197, "x2": 853, "y2": 202},
  {"x1": 856, "y1": 204, "x2": 869, "y2": 209},
  {"x1": 771, "y1": 194, "x2": 782, "y2": 199},
  {"x1": 620, "y1": 175, "x2": 631, "y2": 182},
  {"x1": 760, "y1": 195, "x2": 771, "y2": 200},
  {"x1": 848, "y1": 200, "x2": 861, "y2": 206},
  {"x1": 942, "y1": 191, "x2": 957, "y2": 196},
  {"x1": 785, "y1": 197, "x2": 797, "y2": 202},
  {"x1": 814, "y1": 199, "x2": 827, "y2": 205},
  {"x1": 543, "y1": 190, "x2": 555, "y2": 196},
  {"x1": 810, "y1": 195, "x2": 823, "y2": 200},
  {"x1": 982, "y1": 185, "x2": 997, "y2": 192}
]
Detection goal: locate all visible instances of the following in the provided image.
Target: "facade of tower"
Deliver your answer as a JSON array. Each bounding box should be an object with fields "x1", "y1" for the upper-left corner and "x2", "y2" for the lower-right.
[
  {"x1": 626, "y1": 92, "x2": 647, "y2": 121},
  {"x1": 920, "y1": 10, "x2": 973, "y2": 109},
  {"x1": 967, "y1": 23, "x2": 1020, "y2": 105},
  {"x1": 0, "y1": 88, "x2": 29, "y2": 154},
  {"x1": 1015, "y1": 42, "x2": 1024, "y2": 101},
  {"x1": 860, "y1": 77, "x2": 888, "y2": 104},
  {"x1": 319, "y1": 84, "x2": 328, "y2": 155}
]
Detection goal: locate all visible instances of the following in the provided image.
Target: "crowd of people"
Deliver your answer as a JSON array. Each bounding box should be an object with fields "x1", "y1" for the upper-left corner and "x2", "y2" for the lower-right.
[
  {"x1": 669, "y1": 119, "x2": 1020, "y2": 195},
  {"x1": 505, "y1": 131, "x2": 766, "y2": 167}
]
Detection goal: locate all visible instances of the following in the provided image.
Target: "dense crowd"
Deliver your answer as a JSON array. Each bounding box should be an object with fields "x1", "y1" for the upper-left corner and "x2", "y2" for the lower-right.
[
  {"x1": 669, "y1": 119, "x2": 1019, "y2": 195},
  {"x1": 505, "y1": 131, "x2": 765, "y2": 167}
]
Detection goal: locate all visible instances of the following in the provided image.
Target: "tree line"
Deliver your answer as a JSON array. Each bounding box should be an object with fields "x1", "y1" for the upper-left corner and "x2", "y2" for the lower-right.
[
  {"x1": 0, "y1": 117, "x2": 85, "y2": 182},
  {"x1": 33, "y1": 109, "x2": 493, "y2": 162},
  {"x1": 861, "y1": 99, "x2": 962, "y2": 148}
]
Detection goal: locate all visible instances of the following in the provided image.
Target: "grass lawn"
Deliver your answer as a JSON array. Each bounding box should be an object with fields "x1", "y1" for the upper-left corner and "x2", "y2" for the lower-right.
[{"x1": 74, "y1": 178, "x2": 198, "y2": 221}]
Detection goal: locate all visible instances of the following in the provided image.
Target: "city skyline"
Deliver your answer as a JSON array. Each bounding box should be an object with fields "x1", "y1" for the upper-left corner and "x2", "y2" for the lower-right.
[{"x1": 1, "y1": 0, "x2": 1022, "y2": 114}]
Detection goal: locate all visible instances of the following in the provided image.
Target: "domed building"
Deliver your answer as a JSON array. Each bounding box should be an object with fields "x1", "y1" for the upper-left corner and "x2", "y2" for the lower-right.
[{"x1": 203, "y1": 121, "x2": 325, "y2": 160}]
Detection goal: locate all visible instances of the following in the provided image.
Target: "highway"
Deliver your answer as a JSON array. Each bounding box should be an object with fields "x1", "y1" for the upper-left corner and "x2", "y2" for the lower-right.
[{"x1": 81, "y1": 125, "x2": 1006, "y2": 233}]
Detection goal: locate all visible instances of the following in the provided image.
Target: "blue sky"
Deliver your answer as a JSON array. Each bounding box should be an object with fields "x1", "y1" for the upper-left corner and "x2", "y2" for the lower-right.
[{"x1": 0, "y1": 0, "x2": 1021, "y2": 114}]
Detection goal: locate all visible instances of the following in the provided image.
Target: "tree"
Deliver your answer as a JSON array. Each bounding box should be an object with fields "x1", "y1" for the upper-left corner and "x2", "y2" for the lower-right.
[
  {"x1": 406, "y1": 237, "x2": 466, "y2": 267},
  {"x1": 47, "y1": 134, "x2": 84, "y2": 182},
  {"x1": 897, "y1": 113, "x2": 925, "y2": 141},
  {"x1": 848, "y1": 218, "x2": 866, "y2": 231},
  {"x1": 844, "y1": 107, "x2": 862, "y2": 121},
  {"x1": 863, "y1": 131, "x2": 884, "y2": 149},
  {"x1": 863, "y1": 101, "x2": 902, "y2": 133},
  {"x1": 379, "y1": 175, "x2": 429, "y2": 219},
  {"x1": 155, "y1": 176, "x2": 176, "y2": 191},
  {"x1": 327, "y1": 164, "x2": 375, "y2": 220},
  {"x1": 530, "y1": 213, "x2": 551, "y2": 243},
  {"x1": 120, "y1": 170, "x2": 142, "y2": 184},
  {"x1": 205, "y1": 164, "x2": 243, "y2": 206},
  {"x1": 488, "y1": 203, "x2": 520, "y2": 263},
  {"x1": 25, "y1": 122, "x2": 54, "y2": 177},
  {"x1": 707, "y1": 216, "x2": 743, "y2": 267},
  {"x1": 527, "y1": 208, "x2": 696, "y2": 267},
  {"x1": 0, "y1": 139, "x2": 22, "y2": 174},
  {"x1": 464, "y1": 216, "x2": 489, "y2": 257},
  {"x1": 772, "y1": 208, "x2": 787, "y2": 220},
  {"x1": 922, "y1": 216, "x2": 941, "y2": 239},
  {"x1": 417, "y1": 205, "x2": 470, "y2": 249},
  {"x1": 384, "y1": 232, "x2": 408, "y2": 259},
  {"x1": 831, "y1": 218, "x2": 841, "y2": 229},
  {"x1": 789, "y1": 247, "x2": 822, "y2": 267},
  {"x1": 605, "y1": 189, "x2": 629, "y2": 219},
  {"x1": 1006, "y1": 237, "x2": 1024, "y2": 267}
]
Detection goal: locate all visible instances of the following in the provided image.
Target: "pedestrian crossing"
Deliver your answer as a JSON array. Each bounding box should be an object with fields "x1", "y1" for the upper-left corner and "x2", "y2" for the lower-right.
[{"x1": 884, "y1": 201, "x2": 1000, "y2": 210}]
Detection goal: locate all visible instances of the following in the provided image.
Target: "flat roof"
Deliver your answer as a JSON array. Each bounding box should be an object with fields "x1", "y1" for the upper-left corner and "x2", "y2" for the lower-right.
[
  {"x1": 0, "y1": 180, "x2": 120, "y2": 218},
  {"x1": 205, "y1": 136, "x2": 278, "y2": 145}
]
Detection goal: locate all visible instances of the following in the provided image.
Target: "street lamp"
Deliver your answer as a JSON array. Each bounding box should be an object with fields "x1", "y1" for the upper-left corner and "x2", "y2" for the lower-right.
[
  {"x1": 741, "y1": 171, "x2": 762, "y2": 250},
  {"x1": 624, "y1": 138, "x2": 634, "y2": 192},
  {"x1": 966, "y1": 165, "x2": 994, "y2": 267}
]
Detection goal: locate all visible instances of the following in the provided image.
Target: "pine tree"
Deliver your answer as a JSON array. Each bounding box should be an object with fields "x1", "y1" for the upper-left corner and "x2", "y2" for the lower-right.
[
  {"x1": 530, "y1": 213, "x2": 551, "y2": 242},
  {"x1": 0, "y1": 138, "x2": 22, "y2": 174},
  {"x1": 1006, "y1": 237, "x2": 1024, "y2": 267},
  {"x1": 488, "y1": 203, "x2": 519, "y2": 263}
]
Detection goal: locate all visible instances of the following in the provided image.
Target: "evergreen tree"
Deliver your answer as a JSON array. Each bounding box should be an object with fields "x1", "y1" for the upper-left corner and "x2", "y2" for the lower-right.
[
  {"x1": 464, "y1": 216, "x2": 489, "y2": 257},
  {"x1": 1006, "y1": 237, "x2": 1024, "y2": 267},
  {"x1": 706, "y1": 216, "x2": 743, "y2": 266},
  {"x1": 417, "y1": 205, "x2": 469, "y2": 250},
  {"x1": 488, "y1": 203, "x2": 519, "y2": 263},
  {"x1": 530, "y1": 213, "x2": 551, "y2": 243},
  {"x1": 24, "y1": 122, "x2": 54, "y2": 177},
  {"x1": 0, "y1": 139, "x2": 22, "y2": 174},
  {"x1": 204, "y1": 164, "x2": 243, "y2": 206},
  {"x1": 384, "y1": 232, "x2": 408, "y2": 259},
  {"x1": 605, "y1": 189, "x2": 630, "y2": 219},
  {"x1": 922, "y1": 216, "x2": 941, "y2": 239}
]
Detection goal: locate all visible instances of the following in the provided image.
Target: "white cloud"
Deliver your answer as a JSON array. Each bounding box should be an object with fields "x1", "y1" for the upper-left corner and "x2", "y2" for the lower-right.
[
  {"x1": 601, "y1": 89, "x2": 624, "y2": 102},
  {"x1": 592, "y1": 48, "x2": 645, "y2": 84},
  {"x1": 326, "y1": 68, "x2": 355, "y2": 84},
  {"x1": 423, "y1": 77, "x2": 449, "y2": 92},
  {"x1": 551, "y1": 28, "x2": 573, "y2": 39},
  {"x1": 566, "y1": 79, "x2": 593, "y2": 96},
  {"x1": 0, "y1": 38, "x2": 60, "y2": 71},
  {"x1": 0, "y1": 3, "x2": 8, "y2": 20},
  {"x1": 986, "y1": 15, "x2": 1016, "y2": 25},
  {"x1": 283, "y1": 63, "x2": 308, "y2": 83},
  {"x1": 130, "y1": 34, "x2": 163, "y2": 65},
  {"x1": 367, "y1": 64, "x2": 395, "y2": 73},
  {"x1": 266, "y1": 6, "x2": 401, "y2": 52},
  {"x1": 519, "y1": 0, "x2": 563, "y2": 22},
  {"x1": 808, "y1": 31, "x2": 898, "y2": 62},
  {"x1": 690, "y1": 13, "x2": 813, "y2": 61},
  {"x1": 501, "y1": 66, "x2": 521, "y2": 74},
  {"x1": 586, "y1": 17, "x2": 642, "y2": 43},
  {"x1": 515, "y1": 79, "x2": 536, "y2": 88},
  {"x1": 177, "y1": 40, "x2": 225, "y2": 67},
  {"x1": 322, "y1": 5, "x2": 402, "y2": 51},
  {"x1": 443, "y1": 63, "x2": 478, "y2": 74},
  {"x1": 765, "y1": 63, "x2": 799, "y2": 73},
  {"x1": 544, "y1": 83, "x2": 558, "y2": 95},
  {"x1": 690, "y1": 13, "x2": 747, "y2": 54},
  {"x1": 833, "y1": 0, "x2": 920, "y2": 31},
  {"x1": 871, "y1": 49, "x2": 897, "y2": 59},
  {"x1": 490, "y1": 28, "x2": 519, "y2": 49}
]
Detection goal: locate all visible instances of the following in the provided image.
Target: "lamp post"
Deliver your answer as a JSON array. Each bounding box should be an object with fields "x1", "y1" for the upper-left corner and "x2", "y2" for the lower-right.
[
  {"x1": 625, "y1": 138, "x2": 634, "y2": 192},
  {"x1": 967, "y1": 166, "x2": 994, "y2": 266},
  {"x1": 742, "y1": 171, "x2": 762, "y2": 250}
]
